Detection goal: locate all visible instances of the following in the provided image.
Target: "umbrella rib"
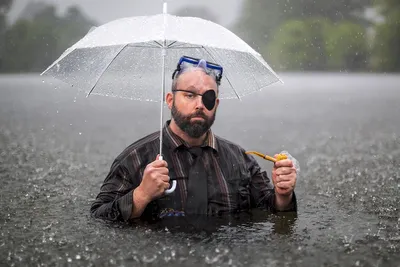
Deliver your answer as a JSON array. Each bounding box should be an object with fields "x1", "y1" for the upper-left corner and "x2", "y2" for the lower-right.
[
  {"x1": 167, "y1": 41, "x2": 177, "y2": 48},
  {"x1": 203, "y1": 47, "x2": 241, "y2": 101},
  {"x1": 153, "y1": 41, "x2": 164, "y2": 48},
  {"x1": 168, "y1": 44, "x2": 203, "y2": 49},
  {"x1": 127, "y1": 43, "x2": 161, "y2": 49},
  {"x1": 86, "y1": 44, "x2": 129, "y2": 98}
]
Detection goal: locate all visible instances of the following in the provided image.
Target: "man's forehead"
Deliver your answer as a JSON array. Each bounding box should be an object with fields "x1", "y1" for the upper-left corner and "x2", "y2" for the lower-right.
[{"x1": 177, "y1": 69, "x2": 218, "y2": 90}]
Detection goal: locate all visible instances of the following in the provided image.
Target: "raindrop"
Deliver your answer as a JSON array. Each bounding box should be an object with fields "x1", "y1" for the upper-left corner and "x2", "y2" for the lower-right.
[
  {"x1": 142, "y1": 255, "x2": 157, "y2": 263},
  {"x1": 75, "y1": 255, "x2": 81, "y2": 260},
  {"x1": 42, "y1": 80, "x2": 45, "y2": 83},
  {"x1": 79, "y1": 132, "x2": 82, "y2": 135},
  {"x1": 67, "y1": 258, "x2": 72, "y2": 263}
]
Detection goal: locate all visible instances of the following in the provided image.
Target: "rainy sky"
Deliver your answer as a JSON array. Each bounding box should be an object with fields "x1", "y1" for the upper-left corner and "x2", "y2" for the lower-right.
[{"x1": 8, "y1": 0, "x2": 243, "y2": 26}]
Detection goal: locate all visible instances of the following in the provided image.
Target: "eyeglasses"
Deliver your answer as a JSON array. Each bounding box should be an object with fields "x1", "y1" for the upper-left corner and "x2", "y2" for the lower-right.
[
  {"x1": 172, "y1": 89, "x2": 217, "y2": 110},
  {"x1": 172, "y1": 56, "x2": 223, "y2": 85}
]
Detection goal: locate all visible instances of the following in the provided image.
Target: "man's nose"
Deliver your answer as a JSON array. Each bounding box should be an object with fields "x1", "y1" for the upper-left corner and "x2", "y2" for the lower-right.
[{"x1": 194, "y1": 95, "x2": 205, "y2": 109}]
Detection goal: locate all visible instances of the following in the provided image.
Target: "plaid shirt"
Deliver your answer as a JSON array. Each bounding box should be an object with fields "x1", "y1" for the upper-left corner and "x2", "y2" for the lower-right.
[{"x1": 91, "y1": 120, "x2": 297, "y2": 221}]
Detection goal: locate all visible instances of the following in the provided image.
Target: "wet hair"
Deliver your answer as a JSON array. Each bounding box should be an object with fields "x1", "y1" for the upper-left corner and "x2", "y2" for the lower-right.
[{"x1": 171, "y1": 67, "x2": 220, "y2": 94}]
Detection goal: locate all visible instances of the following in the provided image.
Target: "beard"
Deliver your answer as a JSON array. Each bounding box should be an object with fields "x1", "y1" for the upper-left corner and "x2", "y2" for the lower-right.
[{"x1": 171, "y1": 102, "x2": 216, "y2": 138}]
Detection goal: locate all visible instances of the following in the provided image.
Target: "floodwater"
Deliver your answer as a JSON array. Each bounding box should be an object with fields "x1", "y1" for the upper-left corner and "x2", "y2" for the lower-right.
[{"x1": 0, "y1": 73, "x2": 399, "y2": 266}]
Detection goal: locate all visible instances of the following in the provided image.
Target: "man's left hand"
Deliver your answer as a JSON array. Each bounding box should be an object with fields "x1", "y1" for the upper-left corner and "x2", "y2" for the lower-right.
[{"x1": 272, "y1": 155, "x2": 297, "y2": 197}]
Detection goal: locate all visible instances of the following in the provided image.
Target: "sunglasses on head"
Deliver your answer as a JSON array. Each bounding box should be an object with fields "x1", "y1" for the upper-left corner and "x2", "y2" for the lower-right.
[
  {"x1": 172, "y1": 89, "x2": 217, "y2": 111},
  {"x1": 172, "y1": 56, "x2": 223, "y2": 85}
]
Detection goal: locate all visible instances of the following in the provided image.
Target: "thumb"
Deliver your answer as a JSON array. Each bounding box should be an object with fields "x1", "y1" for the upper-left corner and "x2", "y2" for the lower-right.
[
  {"x1": 156, "y1": 154, "x2": 160, "y2": 160},
  {"x1": 273, "y1": 154, "x2": 279, "y2": 168}
]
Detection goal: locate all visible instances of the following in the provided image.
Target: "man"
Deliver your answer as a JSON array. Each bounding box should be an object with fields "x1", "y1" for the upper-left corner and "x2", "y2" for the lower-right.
[{"x1": 90, "y1": 56, "x2": 297, "y2": 222}]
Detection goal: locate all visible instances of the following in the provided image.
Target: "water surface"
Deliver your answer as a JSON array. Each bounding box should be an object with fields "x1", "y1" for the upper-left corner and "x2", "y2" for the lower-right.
[{"x1": 0, "y1": 73, "x2": 399, "y2": 266}]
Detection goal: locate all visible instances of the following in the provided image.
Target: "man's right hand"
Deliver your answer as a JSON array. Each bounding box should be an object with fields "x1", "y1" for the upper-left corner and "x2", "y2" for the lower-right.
[{"x1": 135, "y1": 155, "x2": 170, "y2": 203}]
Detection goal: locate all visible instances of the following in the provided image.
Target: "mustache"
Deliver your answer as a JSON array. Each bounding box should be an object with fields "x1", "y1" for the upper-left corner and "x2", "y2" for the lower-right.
[{"x1": 189, "y1": 111, "x2": 207, "y2": 119}]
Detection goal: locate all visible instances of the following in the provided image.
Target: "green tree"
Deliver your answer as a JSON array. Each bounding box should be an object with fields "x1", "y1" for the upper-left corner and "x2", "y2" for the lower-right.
[
  {"x1": 267, "y1": 18, "x2": 330, "y2": 71},
  {"x1": 1, "y1": 5, "x2": 96, "y2": 73},
  {"x1": 233, "y1": 0, "x2": 283, "y2": 52},
  {"x1": 325, "y1": 22, "x2": 369, "y2": 71},
  {"x1": 0, "y1": 0, "x2": 12, "y2": 32},
  {"x1": 371, "y1": 0, "x2": 400, "y2": 71},
  {"x1": 0, "y1": 0, "x2": 13, "y2": 68},
  {"x1": 2, "y1": 7, "x2": 60, "y2": 72},
  {"x1": 267, "y1": 18, "x2": 369, "y2": 71},
  {"x1": 285, "y1": 0, "x2": 372, "y2": 22},
  {"x1": 234, "y1": 0, "x2": 372, "y2": 52}
]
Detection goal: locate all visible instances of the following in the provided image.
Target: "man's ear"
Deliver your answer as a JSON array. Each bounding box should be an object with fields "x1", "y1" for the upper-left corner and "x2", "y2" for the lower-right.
[
  {"x1": 215, "y1": 97, "x2": 220, "y2": 109},
  {"x1": 166, "y1": 92, "x2": 173, "y2": 109}
]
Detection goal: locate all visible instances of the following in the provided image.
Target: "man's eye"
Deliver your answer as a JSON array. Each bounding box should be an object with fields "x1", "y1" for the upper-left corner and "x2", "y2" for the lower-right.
[{"x1": 185, "y1": 93, "x2": 195, "y2": 99}]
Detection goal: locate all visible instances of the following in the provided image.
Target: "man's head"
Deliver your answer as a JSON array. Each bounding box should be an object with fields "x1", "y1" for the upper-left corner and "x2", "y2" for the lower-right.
[{"x1": 166, "y1": 65, "x2": 220, "y2": 139}]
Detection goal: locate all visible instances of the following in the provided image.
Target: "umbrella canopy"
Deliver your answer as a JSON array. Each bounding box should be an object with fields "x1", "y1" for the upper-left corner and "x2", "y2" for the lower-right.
[{"x1": 41, "y1": 4, "x2": 282, "y2": 101}]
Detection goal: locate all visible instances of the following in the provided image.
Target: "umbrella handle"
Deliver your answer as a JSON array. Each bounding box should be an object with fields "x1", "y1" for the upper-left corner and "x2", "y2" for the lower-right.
[{"x1": 159, "y1": 155, "x2": 177, "y2": 194}]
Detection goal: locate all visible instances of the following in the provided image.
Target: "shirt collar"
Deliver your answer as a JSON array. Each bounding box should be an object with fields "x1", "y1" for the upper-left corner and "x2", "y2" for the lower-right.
[{"x1": 163, "y1": 120, "x2": 218, "y2": 152}]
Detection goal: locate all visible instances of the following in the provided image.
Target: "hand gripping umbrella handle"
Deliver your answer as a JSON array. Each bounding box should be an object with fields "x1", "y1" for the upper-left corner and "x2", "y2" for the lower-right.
[{"x1": 159, "y1": 155, "x2": 177, "y2": 194}]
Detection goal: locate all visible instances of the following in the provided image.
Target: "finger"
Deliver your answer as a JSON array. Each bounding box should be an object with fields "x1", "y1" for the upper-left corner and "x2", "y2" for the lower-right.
[
  {"x1": 154, "y1": 166, "x2": 169, "y2": 176},
  {"x1": 152, "y1": 159, "x2": 168, "y2": 168},
  {"x1": 162, "y1": 181, "x2": 171, "y2": 191},
  {"x1": 159, "y1": 174, "x2": 170, "y2": 182},
  {"x1": 276, "y1": 173, "x2": 296, "y2": 183},
  {"x1": 274, "y1": 159, "x2": 293, "y2": 168},
  {"x1": 275, "y1": 167, "x2": 294, "y2": 176},
  {"x1": 275, "y1": 181, "x2": 294, "y2": 190}
]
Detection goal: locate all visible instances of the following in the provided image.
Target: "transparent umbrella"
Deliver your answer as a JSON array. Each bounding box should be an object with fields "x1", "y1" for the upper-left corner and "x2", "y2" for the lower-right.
[{"x1": 41, "y1": 3, "x2": 283, "y2": 193}]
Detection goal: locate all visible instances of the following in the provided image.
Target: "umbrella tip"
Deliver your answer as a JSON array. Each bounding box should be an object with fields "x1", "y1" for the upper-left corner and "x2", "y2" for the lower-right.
[{"x1": 163, "y1": 2, "x2": 167, "y2": 14}]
